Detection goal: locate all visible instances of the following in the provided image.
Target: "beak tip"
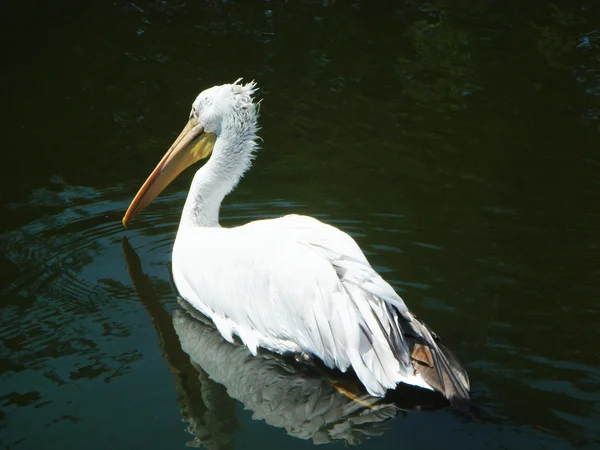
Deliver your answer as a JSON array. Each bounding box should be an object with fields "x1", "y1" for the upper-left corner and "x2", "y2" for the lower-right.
[{"x1": 122, "y1": 216, "x2": 129, "y2": 228}]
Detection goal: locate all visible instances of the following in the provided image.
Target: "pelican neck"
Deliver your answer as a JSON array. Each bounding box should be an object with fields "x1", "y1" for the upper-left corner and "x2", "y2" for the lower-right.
[{"x1": 179, "y1": 134, "x2": 256, "y2": 230}]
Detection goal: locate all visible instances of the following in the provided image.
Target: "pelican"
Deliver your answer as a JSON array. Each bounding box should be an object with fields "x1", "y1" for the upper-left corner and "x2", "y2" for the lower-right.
[{"x1": 123, "y1": 80, "x2": 470, "y2": 407}]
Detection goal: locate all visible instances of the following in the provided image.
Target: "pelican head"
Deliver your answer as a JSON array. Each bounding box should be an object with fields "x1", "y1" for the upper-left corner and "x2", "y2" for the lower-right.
[{"x1": 122, "y1": 80, "x2": 258, "y2": 226}]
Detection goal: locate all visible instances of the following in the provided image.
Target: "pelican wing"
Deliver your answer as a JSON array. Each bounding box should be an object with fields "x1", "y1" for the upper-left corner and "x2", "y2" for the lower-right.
[{"x1": 173, "y1": 214, "x2": 435, "y2": 397}]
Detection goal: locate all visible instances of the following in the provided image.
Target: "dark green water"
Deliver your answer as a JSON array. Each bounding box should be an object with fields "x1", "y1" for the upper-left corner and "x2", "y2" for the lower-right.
[{"x1": 1, "y1": 1, "x2": 599, "y2": 448}]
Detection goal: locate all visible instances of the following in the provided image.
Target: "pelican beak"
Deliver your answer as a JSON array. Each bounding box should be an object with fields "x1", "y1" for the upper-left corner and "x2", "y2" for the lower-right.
[{"x1": 122, "y1": 117, "x2": 216, "y2": 227}]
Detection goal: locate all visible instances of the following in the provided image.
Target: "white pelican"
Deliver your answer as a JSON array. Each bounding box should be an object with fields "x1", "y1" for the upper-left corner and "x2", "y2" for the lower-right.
[{"x1": 123, "y1": 80, "x2": 470, "y2": 407}]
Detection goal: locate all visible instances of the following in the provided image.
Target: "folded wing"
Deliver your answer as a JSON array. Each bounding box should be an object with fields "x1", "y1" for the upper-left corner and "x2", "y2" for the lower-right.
[{"x1": 173, "y1": 214, "x2": 469, "y2": 403}]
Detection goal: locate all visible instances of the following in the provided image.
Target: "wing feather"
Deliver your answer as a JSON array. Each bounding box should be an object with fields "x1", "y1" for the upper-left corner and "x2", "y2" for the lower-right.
[{"x1": 172, "y1": 214, "x2": 467, "y2": 400}]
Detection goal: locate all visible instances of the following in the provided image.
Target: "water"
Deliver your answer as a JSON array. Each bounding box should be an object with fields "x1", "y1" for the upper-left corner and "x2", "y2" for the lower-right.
[{"x1": 1, "y1": 1, "x2": 599, "y2": 448}]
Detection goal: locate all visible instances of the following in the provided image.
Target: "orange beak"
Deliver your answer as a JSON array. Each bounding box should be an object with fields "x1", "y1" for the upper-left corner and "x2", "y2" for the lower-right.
[{"x1": 122, "y1": 118, "x2": 216, "y2": 227}]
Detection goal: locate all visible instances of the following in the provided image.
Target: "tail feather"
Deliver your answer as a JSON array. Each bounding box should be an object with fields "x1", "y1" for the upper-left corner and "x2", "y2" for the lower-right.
[
  {"x1": 341, "y1": 282, "x2": 470, "y2": 405},
  {"x1": 328, "y1": 255, "x2": 470, "y2": 405},
  {"x1": 399, "y1": 312, "x2": 470, "y2": 408}
]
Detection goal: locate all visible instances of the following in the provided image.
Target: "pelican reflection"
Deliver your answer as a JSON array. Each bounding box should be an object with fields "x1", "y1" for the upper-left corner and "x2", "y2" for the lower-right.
[{"x1": 122, "y1": 237, "x2": 446, "y2": 447}]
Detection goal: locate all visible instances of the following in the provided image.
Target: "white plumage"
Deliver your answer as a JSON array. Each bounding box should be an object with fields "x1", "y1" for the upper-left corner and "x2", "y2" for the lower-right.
[
  {"x1": 174, "y1": 214, "x2": 431, "y2": 396},
  {"x1": 123, "y1": 80, "x2": 470, "y2": 405}
]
